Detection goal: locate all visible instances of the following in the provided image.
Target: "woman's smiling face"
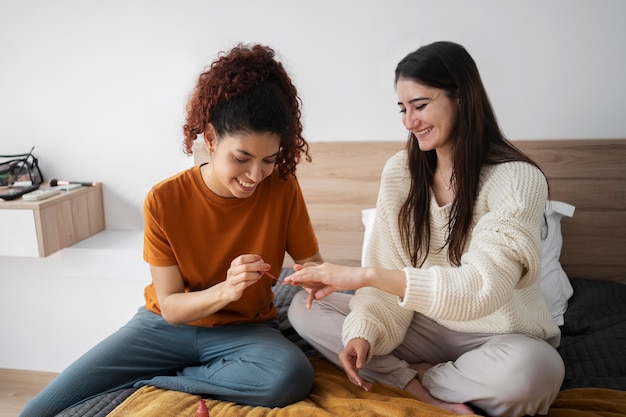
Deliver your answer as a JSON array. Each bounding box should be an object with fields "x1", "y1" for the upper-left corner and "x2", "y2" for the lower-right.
[
  {"x1": 396, "y1": 78, "x2": 459, "y2": 153},
  {"x1": 204, "y1": 131, "x2": 281, "y2": 198}
]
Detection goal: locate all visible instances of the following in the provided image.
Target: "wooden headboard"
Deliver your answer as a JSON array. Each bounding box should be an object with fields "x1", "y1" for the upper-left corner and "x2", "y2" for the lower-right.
[{"x1": 193, "y1": 139, "x2": 626, "y2": 283}]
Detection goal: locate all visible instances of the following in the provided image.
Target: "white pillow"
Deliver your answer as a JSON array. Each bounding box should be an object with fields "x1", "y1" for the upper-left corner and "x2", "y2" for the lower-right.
[
  {"x1": 360, "y1": 200, "x2": 575, "y2": 325},
  {"x1": 540, "y1": 200, "x2": 575, "y2": 325},
  {"x1": 361, "y1": 207, "x2": 377, "y2": 266}
]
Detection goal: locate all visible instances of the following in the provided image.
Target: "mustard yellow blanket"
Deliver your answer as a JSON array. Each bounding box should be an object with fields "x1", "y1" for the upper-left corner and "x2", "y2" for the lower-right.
[{"x1": 108, "y1": 358, "x2": 626, "y2": 417}]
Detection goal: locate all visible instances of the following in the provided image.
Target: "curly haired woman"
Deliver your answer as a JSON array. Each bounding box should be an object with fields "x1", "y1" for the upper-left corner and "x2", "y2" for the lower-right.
[{"x1": 20, "y1": 44, "x2": 322, "y2": 417}]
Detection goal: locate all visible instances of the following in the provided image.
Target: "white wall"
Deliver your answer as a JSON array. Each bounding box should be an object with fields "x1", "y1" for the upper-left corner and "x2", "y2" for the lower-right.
[
  {"x1": 2, "y1": 0, "x2": 626, "y2": 230},
  {"x1": 1, "y1": 0, "x2": 625, "y2": 373}
]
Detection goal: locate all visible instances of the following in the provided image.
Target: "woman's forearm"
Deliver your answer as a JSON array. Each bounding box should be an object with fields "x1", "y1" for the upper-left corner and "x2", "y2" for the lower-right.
[
  {"x1": 158, "y1": 282, "x2": 232, "y2": 325},
  {"x1": 285, "y1": 263, "x2": 408, "y2": 300},
  {"x1": 362, "y1": 267, "x2": 407, "y2": 298}
]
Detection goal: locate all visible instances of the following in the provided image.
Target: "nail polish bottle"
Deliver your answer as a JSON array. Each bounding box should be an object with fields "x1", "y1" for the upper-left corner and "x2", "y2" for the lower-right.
[{"x1": 197, "y1": 399, "x2": 209, "y2": 417}]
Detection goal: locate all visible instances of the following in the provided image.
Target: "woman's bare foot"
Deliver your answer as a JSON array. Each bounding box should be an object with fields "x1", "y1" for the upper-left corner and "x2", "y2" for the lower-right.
[{"x1": 406, "y1": 363, "x2": 475, "y2": 415}]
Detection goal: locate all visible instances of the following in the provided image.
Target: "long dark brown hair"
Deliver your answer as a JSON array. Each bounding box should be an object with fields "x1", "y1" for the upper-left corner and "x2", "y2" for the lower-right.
[
  {"x1": 395, "y1": 41, "x2": 545, "y2": 267},
  {"x1": 182, "y1": 43, "x2": 311, "y2": 180}
]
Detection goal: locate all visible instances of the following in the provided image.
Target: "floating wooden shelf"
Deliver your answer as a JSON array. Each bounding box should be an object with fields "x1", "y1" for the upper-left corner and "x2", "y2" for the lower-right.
[{"x1": 0, "y1": 184, "x2": 105, "y2": 257}]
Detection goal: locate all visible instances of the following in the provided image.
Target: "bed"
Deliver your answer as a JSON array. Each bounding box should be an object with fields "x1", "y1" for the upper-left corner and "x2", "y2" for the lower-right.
[{"x1": 58, "y1": 138, "x2": 626, "y2": 416}]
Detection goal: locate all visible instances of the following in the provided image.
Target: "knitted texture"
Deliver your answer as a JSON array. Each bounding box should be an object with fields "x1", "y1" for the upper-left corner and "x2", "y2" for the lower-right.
[{"x1": 343, "y1": 150, "x2": 560, "y2": 356}]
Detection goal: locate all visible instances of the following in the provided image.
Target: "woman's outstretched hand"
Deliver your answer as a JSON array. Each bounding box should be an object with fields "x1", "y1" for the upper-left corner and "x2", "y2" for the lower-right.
[{"x1": 283, "y1": 262, "x2": 365, "y2": 308}]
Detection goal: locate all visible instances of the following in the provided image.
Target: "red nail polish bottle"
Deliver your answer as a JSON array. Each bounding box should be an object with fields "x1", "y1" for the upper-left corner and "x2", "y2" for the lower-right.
[{"x1": 197, "y1": 399, "x2": 209, "y2": 417}]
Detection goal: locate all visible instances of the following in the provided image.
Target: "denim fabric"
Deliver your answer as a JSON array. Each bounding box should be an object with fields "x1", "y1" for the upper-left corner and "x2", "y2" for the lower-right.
[{"x1": 19, "y1": 307, "x2": 313, "y2": 417}]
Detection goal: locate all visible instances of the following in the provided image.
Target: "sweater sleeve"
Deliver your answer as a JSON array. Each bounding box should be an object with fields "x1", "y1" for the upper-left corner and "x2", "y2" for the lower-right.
[{"x1": 343, "y1": 287, "x2": 414, "y2": 358}]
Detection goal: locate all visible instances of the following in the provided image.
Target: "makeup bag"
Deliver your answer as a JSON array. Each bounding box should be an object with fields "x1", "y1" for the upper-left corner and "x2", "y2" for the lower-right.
[{"x1": 0, "y1": 146, "x2": 44, "y2": 187}]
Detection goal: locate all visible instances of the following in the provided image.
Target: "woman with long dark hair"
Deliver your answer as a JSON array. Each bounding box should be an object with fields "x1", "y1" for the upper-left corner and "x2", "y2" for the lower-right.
[{"x1": 287, "y1": 41, "x2": 563, "y2": 416}]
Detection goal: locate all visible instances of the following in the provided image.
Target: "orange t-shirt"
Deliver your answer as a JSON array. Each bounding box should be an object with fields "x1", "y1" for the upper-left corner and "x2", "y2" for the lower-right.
[{"x1": 142, "y1": 164, "x2": 319, "y2": 327}]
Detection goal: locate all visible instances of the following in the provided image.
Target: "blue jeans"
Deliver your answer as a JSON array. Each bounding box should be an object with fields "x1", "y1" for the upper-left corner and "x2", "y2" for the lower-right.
[{"x1": 19, "y1": 307, "x2": 314, "y2": 417}]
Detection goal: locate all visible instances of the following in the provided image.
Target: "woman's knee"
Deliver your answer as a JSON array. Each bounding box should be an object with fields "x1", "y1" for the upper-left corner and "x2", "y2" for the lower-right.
[
  {"x1": 262, "y1": 352, "x2": 314, "y2": 407},
  {"x1": 287, "y1": 290, "x2": 309, "y2": 332},
  {"x1": 495, "y1": 337, "x2": 564, "y2": 392},
  {"x1": 474, "y1": 337, "x2": 564, "y2": 416}
]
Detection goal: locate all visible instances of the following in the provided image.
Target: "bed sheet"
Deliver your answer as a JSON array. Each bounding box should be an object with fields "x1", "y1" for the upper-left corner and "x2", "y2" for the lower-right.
[{"x1": 56, "y1": 275, "x2": 626, "y2": 416}]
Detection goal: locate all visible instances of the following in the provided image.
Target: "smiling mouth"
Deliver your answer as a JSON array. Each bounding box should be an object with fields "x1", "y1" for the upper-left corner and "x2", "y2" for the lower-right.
[
  {"x1": 237, "y1": 178, "x2": 256, "y2": 190},
  {"x1": 415, "y1": 127, "x2": 433, "y2": 137}
]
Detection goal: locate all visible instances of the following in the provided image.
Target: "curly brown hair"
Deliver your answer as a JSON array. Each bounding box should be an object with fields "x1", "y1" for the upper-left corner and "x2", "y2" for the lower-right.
[{"x1": 183, "y1": 43, "x2": 311, "y2": 179}]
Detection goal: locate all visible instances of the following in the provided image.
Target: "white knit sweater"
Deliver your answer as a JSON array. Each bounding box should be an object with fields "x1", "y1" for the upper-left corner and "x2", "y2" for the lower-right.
[{"x1": 343, "y1": 150, "x2": 560, "y2": 357}]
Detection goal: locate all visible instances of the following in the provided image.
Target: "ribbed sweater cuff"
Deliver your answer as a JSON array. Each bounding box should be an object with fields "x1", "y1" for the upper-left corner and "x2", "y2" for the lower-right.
[
  {"x1": 399, "y1": 267, "x2": 436, "y2": 313},
  {"x1": 342, "y1": 314, "x2": 382, "y2": 360}
]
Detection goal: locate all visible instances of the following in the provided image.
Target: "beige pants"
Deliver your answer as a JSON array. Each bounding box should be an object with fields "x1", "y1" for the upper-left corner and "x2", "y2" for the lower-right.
[{"x1": 288, "y1": 290, "x2": 564, "y2": 417}]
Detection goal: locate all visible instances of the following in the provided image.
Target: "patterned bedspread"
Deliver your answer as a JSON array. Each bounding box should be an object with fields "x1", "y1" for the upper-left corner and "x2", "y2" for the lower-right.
[{"x1": 558, "y1": 278, "x2": 626, "y2": 390}]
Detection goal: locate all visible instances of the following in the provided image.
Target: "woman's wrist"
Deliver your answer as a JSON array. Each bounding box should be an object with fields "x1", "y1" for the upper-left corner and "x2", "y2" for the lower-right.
[
  {"x1": 361, "y1": 267, "x2": 378, "y2": 288},
  {"x1": 361, "y1": 267, "x2": 407, "y2": 298}
]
